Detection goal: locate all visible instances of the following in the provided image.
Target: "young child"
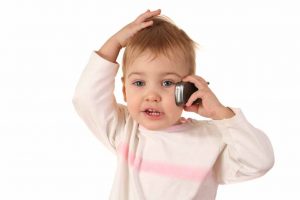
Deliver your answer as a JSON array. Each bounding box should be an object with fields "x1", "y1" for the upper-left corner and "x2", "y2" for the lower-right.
[{"x1": 72, "y1": 9, "x2": 274, "y2": 200}]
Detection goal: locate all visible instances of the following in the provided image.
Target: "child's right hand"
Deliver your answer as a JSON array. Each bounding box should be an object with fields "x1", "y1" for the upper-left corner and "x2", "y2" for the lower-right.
[
  {"x1": 96, "y1": 9, "x2": 161, "y2": 63},
  {"x1": 113, "y1": 9, "x2": 161, "y2": 47}
]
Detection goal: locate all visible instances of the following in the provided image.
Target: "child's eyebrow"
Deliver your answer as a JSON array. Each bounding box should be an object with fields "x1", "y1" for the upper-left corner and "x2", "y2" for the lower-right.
[
  {"x1": 161, "y1": 72, "x2": 181, "y2": 78},
  {"x1": 127, "y1": 72, "x2": 145, "y2": 78},
  {"x1": 127, "y1": 72, "x2": 181, "y2": 78}
]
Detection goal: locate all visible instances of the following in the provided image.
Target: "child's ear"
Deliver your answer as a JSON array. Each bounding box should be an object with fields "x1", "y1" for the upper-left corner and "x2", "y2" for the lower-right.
[{"x1": 121, "y1": 77, "x2": 127, "y2": 102}]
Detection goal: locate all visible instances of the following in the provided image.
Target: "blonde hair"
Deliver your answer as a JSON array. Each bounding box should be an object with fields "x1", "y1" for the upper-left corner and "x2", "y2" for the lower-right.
[{"x1": 122, "y1": 15, "x2": 199, "y2": 77}]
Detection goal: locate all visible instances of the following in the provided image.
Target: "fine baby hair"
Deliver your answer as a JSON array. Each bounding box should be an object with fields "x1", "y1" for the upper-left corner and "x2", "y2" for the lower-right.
[{"x1": 122, "y1": 15, "x2": 198, "y2": 77}]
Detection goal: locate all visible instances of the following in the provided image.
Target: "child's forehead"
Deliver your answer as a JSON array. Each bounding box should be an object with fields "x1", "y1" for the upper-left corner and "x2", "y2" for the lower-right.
[
  {"x1": 126, "y1": 52, "x2": 188, "y2": 75},
  {"x1": 133, "y1": 51, "x2": 182, "y2": 63}
]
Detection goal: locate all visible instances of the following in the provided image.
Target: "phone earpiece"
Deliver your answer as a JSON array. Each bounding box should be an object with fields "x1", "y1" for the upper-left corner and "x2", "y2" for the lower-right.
[{"x1": 175, "y1": 82, "x2": 202, "y2": 106}]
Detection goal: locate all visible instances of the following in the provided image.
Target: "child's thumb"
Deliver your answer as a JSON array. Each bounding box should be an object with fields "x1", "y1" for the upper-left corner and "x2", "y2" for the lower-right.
[{"x1": 183, "y1": 105, "x2": 198, "y2": 113}]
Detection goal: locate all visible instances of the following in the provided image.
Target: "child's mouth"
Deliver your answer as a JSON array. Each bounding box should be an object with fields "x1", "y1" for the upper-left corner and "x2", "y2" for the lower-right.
[
  {"x1": 145, "y1": 108, "x2": 160, "y2": 115},
  {"x1": 143, "y1": 108, "x2": 163, "y2": 119}
]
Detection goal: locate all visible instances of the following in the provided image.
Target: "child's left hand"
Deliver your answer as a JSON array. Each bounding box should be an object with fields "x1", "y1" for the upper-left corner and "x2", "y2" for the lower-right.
[{"x1": 182, "y1": 75, "x2": 235, "y2": 120}]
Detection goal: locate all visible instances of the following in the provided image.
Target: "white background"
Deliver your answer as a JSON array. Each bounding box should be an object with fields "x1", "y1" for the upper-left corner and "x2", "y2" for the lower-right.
[{"x1": 1, "y1": 0, "x2": 299, "y2": 199}]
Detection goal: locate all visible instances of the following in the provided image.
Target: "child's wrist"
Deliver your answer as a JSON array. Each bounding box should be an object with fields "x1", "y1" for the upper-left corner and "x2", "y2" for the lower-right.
[
  {"x1": 211, "y1": 106, "x2": 235, "y2": 120},
  {"x1": 111, "y1": 35, "x2": 123, "y2": 49},
  {"x1": 96, "y1": 36, "x2": 122, "y2": 63}
]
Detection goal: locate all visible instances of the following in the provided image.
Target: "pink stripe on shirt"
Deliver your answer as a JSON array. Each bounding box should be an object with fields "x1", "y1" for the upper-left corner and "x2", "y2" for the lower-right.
[{"x1": 117, "y1": 142, "x2": 211, "y2": 182}]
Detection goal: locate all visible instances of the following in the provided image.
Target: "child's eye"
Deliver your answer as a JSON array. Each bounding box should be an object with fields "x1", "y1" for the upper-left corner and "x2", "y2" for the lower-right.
[
  {"x1": 162, "y1": 80, "x2": 174, "y2": 87},
  {"x1": 132, "y1": 81, "x2": 145, "y2": 87}
]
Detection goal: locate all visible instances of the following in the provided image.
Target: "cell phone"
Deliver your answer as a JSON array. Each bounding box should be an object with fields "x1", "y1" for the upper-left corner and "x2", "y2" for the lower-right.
[{"x1": 175, "y1": 81, "x2": 209, "y2": 106}]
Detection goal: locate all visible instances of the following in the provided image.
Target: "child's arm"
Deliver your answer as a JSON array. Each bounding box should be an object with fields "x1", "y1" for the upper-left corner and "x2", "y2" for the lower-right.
[
  {"x1": 72, "y1": 9, "x2": 161, "y2": 154},
  {"x1": 212, "y1": 108, "x2": 275, "y2": 184},
  {"x1": 182, "y1": 75, "x2": 274, "y2": 183},
  {"x1": 96, "y1": 9, "x2": 161, "y2": 63}
]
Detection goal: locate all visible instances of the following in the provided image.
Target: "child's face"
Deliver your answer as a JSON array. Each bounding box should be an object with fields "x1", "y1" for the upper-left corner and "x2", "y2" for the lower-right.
[{"x1": 123, "y1": 51, "x2": 190, "y2": 130}]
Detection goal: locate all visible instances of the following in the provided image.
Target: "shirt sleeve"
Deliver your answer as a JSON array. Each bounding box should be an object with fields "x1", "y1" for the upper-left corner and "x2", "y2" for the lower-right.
[
  {"x1": 72, "y1": 51, "x2": 127, "y2": 155},
  {"x1": 211, "y1": 107, "x2": 275, "y2": 184}
]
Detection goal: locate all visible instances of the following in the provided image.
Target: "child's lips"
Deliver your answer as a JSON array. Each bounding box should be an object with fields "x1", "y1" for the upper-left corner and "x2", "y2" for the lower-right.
[{"x1": 142, "y1": 108, "x2": 164, "y2": 119}]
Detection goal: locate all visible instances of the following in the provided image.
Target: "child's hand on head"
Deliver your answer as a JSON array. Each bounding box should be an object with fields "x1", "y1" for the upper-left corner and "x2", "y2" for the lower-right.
[
  {"x1": 182, "y1": 75, "x2": 235, "y2": 120},
  {"x1": 114, "y1": 9, "x2": 161, "y2": 48}
]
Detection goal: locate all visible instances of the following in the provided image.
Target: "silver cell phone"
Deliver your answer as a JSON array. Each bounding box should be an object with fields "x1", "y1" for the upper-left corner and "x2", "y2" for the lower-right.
[{"x1": 175, "y1": 81, "x2": 209, "y2": 106}]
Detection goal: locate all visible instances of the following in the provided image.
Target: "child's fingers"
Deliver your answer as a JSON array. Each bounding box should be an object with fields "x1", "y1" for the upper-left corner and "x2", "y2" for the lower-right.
[
  {"x1": 183, "y1": 75, "x2": 208, "y2": 86},
  {"x1": 183, "y1": 104, "x2": 198, "y2": 113},
  {"x1": 130, "y1": 20, "x2": 153, "y2": 34},
  {"x1": 140, "y1": 20, "x2": 154, "y2": 29},
  {"x1": 183, "y1": 75, "x2": 208, "y2": 91},
  {"x1": 136, "y1": 9, "x2": 150, "y2": 19},
  {"x1": 135, "y1": 9, "x2": 161, "y2": 23},
  {"x1": 131, "y1": 9, "x2": 160, "y2": 32},
  {"x1": 186, "y1": 90, "x2": 205, "y2": 107}
]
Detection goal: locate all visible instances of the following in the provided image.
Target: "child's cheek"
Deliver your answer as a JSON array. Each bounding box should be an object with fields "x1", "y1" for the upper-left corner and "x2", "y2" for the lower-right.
[{"x1": 164, "y1": 92, "x2": 177, "y2": 107}]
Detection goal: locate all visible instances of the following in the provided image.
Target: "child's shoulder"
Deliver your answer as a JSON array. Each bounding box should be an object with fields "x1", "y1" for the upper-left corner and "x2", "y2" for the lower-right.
[
  {"x1": 183, "y1": 118, "x2": 220, "y2": 134},
  {"x1": 189, "y1": 107, "x2": 243, "y2": 126},
  {"x1": 187, "y1": 117, "x2": 214, "y2": 126}
]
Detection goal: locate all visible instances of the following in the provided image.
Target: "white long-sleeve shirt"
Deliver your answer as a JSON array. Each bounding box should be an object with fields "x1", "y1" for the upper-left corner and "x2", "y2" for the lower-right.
[{"x1": 72, "y1": 51, "x2": 275, "y2": 200}]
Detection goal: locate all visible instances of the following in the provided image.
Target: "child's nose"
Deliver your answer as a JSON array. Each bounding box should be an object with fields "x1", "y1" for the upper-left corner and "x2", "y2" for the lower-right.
[{"x1": 145, "y1": 92, "x2": 161, "y2": 102}]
